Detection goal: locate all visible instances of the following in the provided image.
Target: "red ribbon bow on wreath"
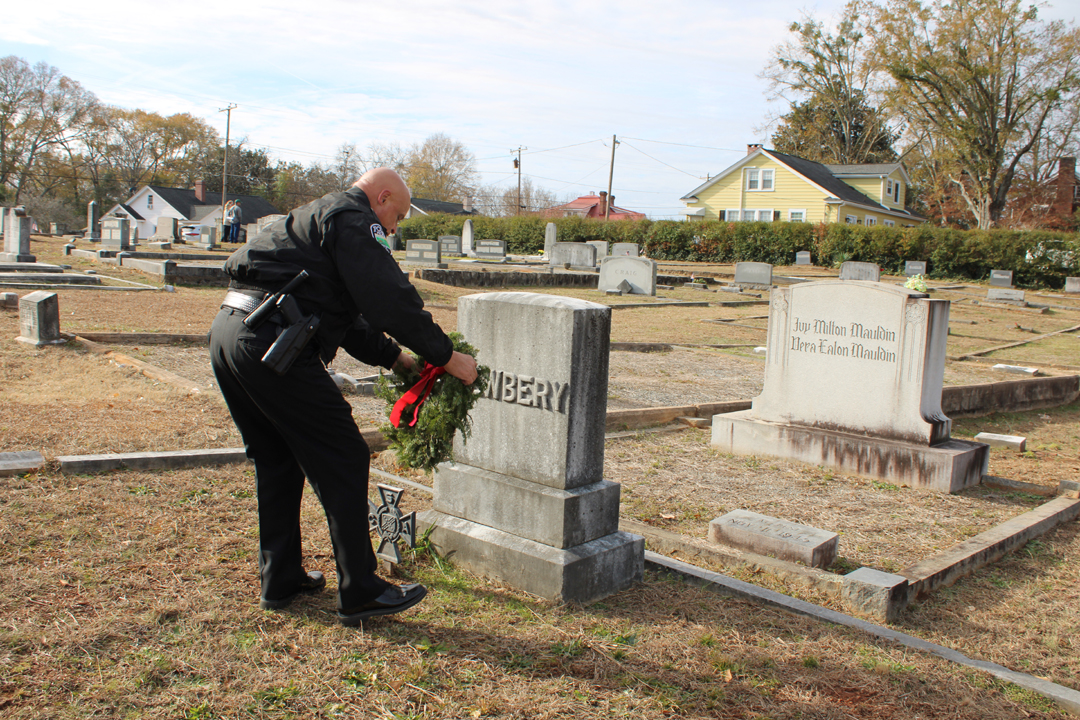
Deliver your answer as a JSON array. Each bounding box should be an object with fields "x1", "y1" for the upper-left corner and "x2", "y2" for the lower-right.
[{"x1": 389, "y1": 362, "x2": 447, "y2": 428}]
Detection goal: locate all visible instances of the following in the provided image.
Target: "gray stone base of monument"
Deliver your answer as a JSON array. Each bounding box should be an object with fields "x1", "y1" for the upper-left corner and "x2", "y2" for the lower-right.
[
  {"x1": 148, "y1": 241, "x2": 173, "y2": 250},
  {"x1": 711, "y1": 411, "x2": 989, "y2": 493},
  {"x1": 841, "y1": 567, "x2": 910, "y2": 623},
  {"x1": 418, "y1": 510, "x2": 643, "y2": 603},
  {"x1": 0, "y1": 252, "x2": 35, "y2": 263},
  {"x1": 1, "y1": 292, "x2": 17, "y2": 308}
]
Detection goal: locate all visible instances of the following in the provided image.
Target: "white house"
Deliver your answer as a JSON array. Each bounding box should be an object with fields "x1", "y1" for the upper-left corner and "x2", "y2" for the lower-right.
[{"x1": 104, "y1": 180, "x2": 281, "y2": 239}]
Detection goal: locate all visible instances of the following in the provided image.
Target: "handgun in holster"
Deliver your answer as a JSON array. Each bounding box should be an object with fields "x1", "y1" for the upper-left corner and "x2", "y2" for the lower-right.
[{"x1": 243, "y1": 271, "x2": 321, "y2": 375}]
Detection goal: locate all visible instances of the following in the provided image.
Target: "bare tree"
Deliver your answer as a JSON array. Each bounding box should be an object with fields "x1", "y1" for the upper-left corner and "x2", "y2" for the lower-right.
[{"x1": 401, "y1": 133, "x2": 479, "y2": 202}]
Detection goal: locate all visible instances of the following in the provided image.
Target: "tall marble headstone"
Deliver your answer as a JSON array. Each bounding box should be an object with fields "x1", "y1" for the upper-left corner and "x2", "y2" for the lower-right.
[
  {"x1": 87, "y1": 201, "x2": 101, "y2": 241},
  {"x1": 461, "y1": 219, "x2": 475, "y2": 256},
  {"x1": 420, "y1": 292, "x2": 644, "y2": 603},
  {"x1": 712, "y1": 281, "x2": 988, "y2": 492},
  {"x1": 544, "y1": 222, "x2": 557, "y2": 258},
  {"x1": 16, "y1": 291, "x2": 65, "y2": 346},
  {"x1": 151, "y1": 217, "x2": 179, "y2": 242},
  {"x1": 0, "y1": 207, "x2": 35, "y2": 262}
]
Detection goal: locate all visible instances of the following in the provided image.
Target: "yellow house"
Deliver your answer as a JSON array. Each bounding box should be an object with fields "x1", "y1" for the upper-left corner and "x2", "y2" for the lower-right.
[{"x1": 681, "y1": 145, "x2": 925, "y2": 227}]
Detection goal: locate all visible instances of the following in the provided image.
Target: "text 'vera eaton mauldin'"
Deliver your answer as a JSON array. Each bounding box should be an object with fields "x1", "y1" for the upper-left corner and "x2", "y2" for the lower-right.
[
  {"x1": 789, "y1": 317, "x2": 898, "y2": 362},
  {"x1": 485, "y1": 369, "x2": 570, "y2": 413}
]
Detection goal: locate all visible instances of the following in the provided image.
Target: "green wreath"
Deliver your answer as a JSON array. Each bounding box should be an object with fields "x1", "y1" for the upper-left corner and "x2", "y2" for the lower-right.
[{"x1": 374, "y1": 332, "x2": 489, "y2": 472}]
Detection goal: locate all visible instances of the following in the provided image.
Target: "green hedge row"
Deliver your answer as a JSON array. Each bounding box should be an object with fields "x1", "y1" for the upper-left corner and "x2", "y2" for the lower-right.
[{"x1": 400, "y1": 215, "x2": 1080, "y2": 289}]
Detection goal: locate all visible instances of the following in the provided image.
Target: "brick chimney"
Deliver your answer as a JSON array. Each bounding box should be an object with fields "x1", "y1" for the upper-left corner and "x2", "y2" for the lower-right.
[
  {"x1": 194, "y1": 179, "x2": 206, "y2": 203},
  {"x1": 747, "y1": 143, "x2": 763, "y2": 155},
  {"x1": 1053, "y1": 157, "x2": 1076, "y2": 218},
  {"x1": 599, "y1": 191, "x2": 608, "y2": 216}
]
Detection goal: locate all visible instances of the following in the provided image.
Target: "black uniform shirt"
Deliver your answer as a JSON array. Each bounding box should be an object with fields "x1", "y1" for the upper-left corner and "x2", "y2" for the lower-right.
[{"x1": 224, "y1": 187, "x2": 453, "y2": 369}]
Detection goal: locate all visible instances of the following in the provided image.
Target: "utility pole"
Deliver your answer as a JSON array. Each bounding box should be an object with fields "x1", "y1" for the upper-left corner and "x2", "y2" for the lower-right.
[
  {"x1": 218, "y1": 103, "x2": 237, "y2": 229},
  {"x1": 605, "y1": 134, "x2": 619, "y2": 221},
  {"x1": 512, "y1": 146, "x2": 526, "y2": 214},
  {"x1": 341, "y1": 148, "x2": 350, "y2": 190}
]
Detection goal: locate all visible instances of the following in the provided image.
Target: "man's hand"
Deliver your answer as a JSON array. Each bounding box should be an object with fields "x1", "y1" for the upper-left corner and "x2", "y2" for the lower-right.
[
  {"x1": 443, "y1": 350, "x2": 478, "y2": 385},
  {"x1": 393, "y1": 351, "x2": 416, "y2": 373}
]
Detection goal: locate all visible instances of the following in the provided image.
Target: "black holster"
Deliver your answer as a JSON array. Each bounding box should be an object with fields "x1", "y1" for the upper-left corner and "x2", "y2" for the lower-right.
[{"x1": 261, "y1": 294, "x2": 320, "y2": 375}]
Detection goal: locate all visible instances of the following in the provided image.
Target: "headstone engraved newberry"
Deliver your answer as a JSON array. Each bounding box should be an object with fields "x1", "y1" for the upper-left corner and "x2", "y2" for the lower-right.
[
  {"x1": 734, "y1": 262, "x2": 773, "y2": 288},
  {"x1": 585, "y1": 240, "x2": 608, "y2": 265},
  {"x1": 16, "y1": 291, "x2": 65, "y2": 346},
  {"x1": 598, "y1": 256, "x2": 657, "y2": 296},
  {"x1": 438, "y1": 235, "x2": 462, "y2": 256},
  {"x1": 904, "y1": 260, "x2": 927, "y2": 277},
  {"x1": 87, "y1": 201, "x2": 101, "y2": 241},
  {"x1": 795, "y1": 251, "x2": 811, "y2": 266},
  {"x1": 709, "y1": 510, "x2": 838, "y2": 568},
  {"x1": 405, "y1": 239, "x2": 442, "y2": 265},
  {"x1": 839, "y1": 261, "x2": 880, "y2": 281},
  {"x1": 420, "y1": 292, "x2": 644, "y2": 602},
  {"x1": 0, "y1": 207, "x2": 35, "y2": 262},
  {"x1": 544, "y1": 222, "x2": 557, "y2": 259},
  {"x1": 1066, "y1": 277, "x2": 1080, "y2": 294},
  {"x1": 100, "y1": 218, "x2": 131, "y2": 250},
  {"x1": 549, "y1": 242, "x2": 596, "y2": 269},
  {"x1": 475, "y1": 239, "x2": 507, "y2": 260},
  {"x1": 612, "y1": 243, "x2": 639, "y2": 257},
  {"x1": 711, "y1": 280, "x2": 988, "y2": 492},
  {"x1": 461, "y1": 219, "x2": 475, "y2": 256},
  {"x1": 987, "y1": 288, "x2": 1025, "y2": 303},
  {"x1": 989, "y1": 269, "x2": 1013, "y2": 287}
]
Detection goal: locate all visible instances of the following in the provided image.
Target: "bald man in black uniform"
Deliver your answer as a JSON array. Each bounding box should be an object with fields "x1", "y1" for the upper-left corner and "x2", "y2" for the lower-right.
[{"x1": 209, "y1": 168, "x2": 477, "y2": 625}]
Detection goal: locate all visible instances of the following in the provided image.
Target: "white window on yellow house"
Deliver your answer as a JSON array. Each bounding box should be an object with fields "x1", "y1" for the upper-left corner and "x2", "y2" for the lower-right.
[
  {"x1": 746, "y1": 168, "x2": 759, "y2": 190},
  {"x1": 886, "y1": 179, "x2": 893, "y2": 201},
  {"x1": 761, "y1": 169, "x2": 774, "y2": 190},
  {"x1": 147, "y1": 195, "x2": 154, "y2": 209},
  {"x1": 789, "y1": 209, "x2": 806, "y2": 222},
  {"x1": 883, "y1": 219, "x2": 896, "y2": 227},
  {"x1": 725, "y1": 209, "x2": 741, "y2": 221},
  {"x1": 894, "y1": 182, "x2": 900, "y2": 202},
  {"x1": 757, "y1": 209, "x2": 774, "y2": 221},
  {"x1": 742, "y1": 209, "x2": 756, "y2": 221},
  {"x1": 866, "y1": 216, "x2": 877, "y2": 226},
  {"x1": 845, "y1": 215, "x2": 859, "y2": 224}
]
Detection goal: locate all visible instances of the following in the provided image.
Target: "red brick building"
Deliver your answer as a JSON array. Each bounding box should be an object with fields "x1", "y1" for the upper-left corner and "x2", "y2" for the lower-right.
[{"x1": 544, "y1": 191, "x2": 646, "y2": 220}]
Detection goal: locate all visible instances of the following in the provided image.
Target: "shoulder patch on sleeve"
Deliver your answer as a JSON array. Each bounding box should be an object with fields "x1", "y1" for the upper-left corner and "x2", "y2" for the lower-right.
[{"x1": 370, "y1": 223, "x2": 392, "y2": 252}]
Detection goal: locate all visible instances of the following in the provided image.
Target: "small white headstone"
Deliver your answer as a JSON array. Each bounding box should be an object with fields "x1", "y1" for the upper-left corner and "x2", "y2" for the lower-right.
[
  {"x1": 974, "y1": 432, "x2": 1026, "y2": 451},
  {"x1": 992, "y1": 363, "x2": 1039, "y2": 376},
  {"x1": 1, "y1": 291, "x2": 18, "y2": 308},
  {"x1": 734, "y1": 262, "x2": 773, "y2": 287},
  {"x1": 839, "y1": 261, "x2": 880, "y2": 282},
  {"x1": 461, "y1": 219, "x2": 475, "y2": 256},
  {"x1": 795, "y1": 251, "x2": 811, "y2": 266},
  {"x1": 1064, "y1": 277, "x2": 1079, "y2": 294},
  {"x1": 989, "y1": 269, "x2": 1013, "y2": 287}
]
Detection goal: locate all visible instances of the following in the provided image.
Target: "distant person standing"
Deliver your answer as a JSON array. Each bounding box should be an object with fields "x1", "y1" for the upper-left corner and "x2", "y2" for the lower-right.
[{"x1": 228, "y1": 200, "x2": 243, "y2": 243}]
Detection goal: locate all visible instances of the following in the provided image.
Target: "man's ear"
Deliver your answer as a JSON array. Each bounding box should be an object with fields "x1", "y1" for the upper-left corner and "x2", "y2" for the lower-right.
[{"x1": 377, "y1": 189, "x2": 392, "y2": 205}]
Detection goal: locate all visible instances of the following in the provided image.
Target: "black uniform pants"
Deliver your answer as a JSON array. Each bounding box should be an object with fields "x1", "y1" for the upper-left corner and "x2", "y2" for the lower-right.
[{"x1": 208, "y1": 307, "x2": 391, "y2": 610}]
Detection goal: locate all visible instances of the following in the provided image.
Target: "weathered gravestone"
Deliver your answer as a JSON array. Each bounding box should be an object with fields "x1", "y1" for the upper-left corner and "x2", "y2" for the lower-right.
[
  {"x1": 795, "y1": 251, "x2": 811, "y2": 266},
  {"x1": 0, "y1": 208, "x2": 35, "y2": 263},
  {"x1": 989, "y1": 269, "x2": 1013, "y2": 287},
  {"x1": 419, "y1": 292, "x2": 644, "y2": 603},
  {"x1": 100, "y1": 218, "x2": 131, "y2": 250},
  {"x1": 49, "y1": 222, "x2": 65, "y2": 236},
  {"x1": 711, "y1": 280, "x2": 988, "y2": 492},
  {"x1": 1066, "y1": 277, "x2": 1080, "y2": 294},
  {"x1": 734, "y1": 262, "x2": 773, "y2": 288},
  {"x1": 585, "y1": 241, "x2": 608, "y2": 265},
  {"x1": 612, "y1": 243, "x2": 639, "y2": 257},
  {"x1": 196, "y1": 226, "x2": 217, "y2": 249},
  {"x1": 598, "y1": 256, "x2": 657, "y2": 296},
  {"x1": 549, "y1": 242, "x2": 596, "y2": 269},
  {"x1": 904, "y1": 260, "x2": 927, "y2": 277},
  {"x1": 87, "y1": 201, "x2": 101, "y2": 241},
  {"x1": 838, "y1": 261, "x2": 880, "y2": 282},
  {"x1": 544, "y1": 222, "x2": 557, "y2": 258},
  {"x1": 150, "y1": 217, "x2": 178, "y2": 243},
  {"x1": 16, "y1": 291, "x2": 65, "y2": 346},
  {"x1": 475, "y1": 239, "x2": 507, "y2": 260},
  {"x1": 1, "y1": 292, "x2": 18, "y2": 308},
  {"x1": 461, "y1": 219, "x2": 475, "y2": 256},
  {"x1": 987, "y1": 288, "x2": 1025, "y2": 303},
  {"x1": 709, "y1": 510, "x2": 838, "y2": 568},
  {"x1": 438, "y1": 235, "x2": 462, "y2": 256},
  {"x1": 405, "y1": 239, "x2": 442, "y2": 265}
]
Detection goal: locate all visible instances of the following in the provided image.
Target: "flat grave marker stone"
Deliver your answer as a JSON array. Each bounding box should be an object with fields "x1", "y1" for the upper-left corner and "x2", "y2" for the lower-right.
[
  {"x1": 987, "y1": 288, "x2": 1025, "y2": 303},
  {"x1": 709, "y1": 509, "x2": 838, "y2": 568}
]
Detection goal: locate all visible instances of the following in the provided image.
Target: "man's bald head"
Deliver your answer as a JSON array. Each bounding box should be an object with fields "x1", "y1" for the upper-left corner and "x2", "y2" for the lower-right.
[{"x1": 354, "y1": 168, "x2": 411, "y2": 233}]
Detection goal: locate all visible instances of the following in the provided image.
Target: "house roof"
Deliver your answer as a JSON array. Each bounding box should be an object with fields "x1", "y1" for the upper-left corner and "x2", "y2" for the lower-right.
[
  {"x1": 117, "y1": 203, "x2": 144, "y2": 221},
  {"x1": 145, "y1": 185, "x2": 280, "y2": 223},
  {"x1": 546, "y1": 194, "x2": 647, "y2": 220},
  {"x1": 682, "y1": 148, "x2": 923, "y2": 221},
  {"x1": 409, "y1": 198, "x2": 477, "y2": 215}
]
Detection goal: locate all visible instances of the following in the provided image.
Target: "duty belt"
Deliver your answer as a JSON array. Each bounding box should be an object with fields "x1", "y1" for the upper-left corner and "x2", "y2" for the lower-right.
[{"x1": 221, "y1": 290, "x2": 267, "y2": 315}]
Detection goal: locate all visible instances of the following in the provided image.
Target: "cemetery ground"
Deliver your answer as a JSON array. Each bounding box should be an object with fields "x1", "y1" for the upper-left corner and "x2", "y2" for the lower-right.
[{"x1": 1, "y1": 235, "x2": 1079, "y2": 718}]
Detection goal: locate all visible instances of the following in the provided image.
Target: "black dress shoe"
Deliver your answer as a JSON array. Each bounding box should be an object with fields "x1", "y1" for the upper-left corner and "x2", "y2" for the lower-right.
[
  {"x1": 260, "y1": 571, "x2": 327, "y2": 610},
  {"x1": 337, "y1": 583, "x2": 427, "y2": 626}
]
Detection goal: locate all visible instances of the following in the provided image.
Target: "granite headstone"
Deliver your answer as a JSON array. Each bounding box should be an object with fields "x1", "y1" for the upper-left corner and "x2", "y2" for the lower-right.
[
  {"x1": 16, "y1": 291, "x2": 65, "y2": 346},
  {"x1": 734, "y1": 262, "x2": 773, "y2": 287},
  {"x1": 549, "y1": 242, "x2": 596, "y2": 268},
  {"x1": 406, "y1": 239, "x2": 442, "y2": 265},
  {"x1": 612, "y1": 243, "x2": 639, "y2": 257},
  {"x1": 904, "y1": 261, "x2": 927, "y2": 277},
  {"x1": 839, "y1": 261, "x2": 880, "y2": 282},
  {"x1": 795, "y1": 251, "x2": 811, "y2": 266},
  {"x1": 989, "y1": 269, "x2": 1013, "y2": 287},
  {"x1": 598, "y1": 256, "x2": 657, "y2": 296}
]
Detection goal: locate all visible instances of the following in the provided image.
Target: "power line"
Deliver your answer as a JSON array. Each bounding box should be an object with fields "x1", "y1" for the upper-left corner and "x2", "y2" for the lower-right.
[
  {"x1": 619, "y1": 140, "x2": 704, "y2": 179},
  {"x1": 619, "y1": 136, "x2": 745, "y2": 152}
]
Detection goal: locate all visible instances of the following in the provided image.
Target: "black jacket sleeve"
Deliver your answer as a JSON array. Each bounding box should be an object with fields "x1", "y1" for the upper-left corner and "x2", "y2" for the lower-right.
[
  {"x1": 324, "y1": 211, "x2": 454, "y2": 367},
  {"x1": 339, "y1": 317, "x2": 402, "y2": 369}
]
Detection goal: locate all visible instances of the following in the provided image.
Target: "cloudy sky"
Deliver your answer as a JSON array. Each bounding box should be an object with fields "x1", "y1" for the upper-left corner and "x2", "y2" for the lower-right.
[{"x1": 3, "y1": 0, "x2": 1075, "y2": 217}]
